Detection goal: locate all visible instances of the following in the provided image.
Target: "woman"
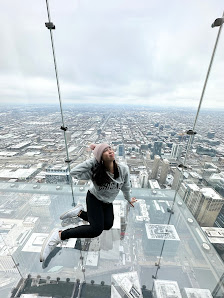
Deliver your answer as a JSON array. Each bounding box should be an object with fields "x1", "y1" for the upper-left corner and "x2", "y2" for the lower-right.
[{"x1": 40, "y1": 143, "x2": 137, "y2": 262}]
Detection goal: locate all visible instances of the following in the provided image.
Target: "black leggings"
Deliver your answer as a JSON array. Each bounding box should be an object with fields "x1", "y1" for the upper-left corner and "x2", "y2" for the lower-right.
[{"x1": 61, "y1": 191, "x2": 114, "y2": 240}]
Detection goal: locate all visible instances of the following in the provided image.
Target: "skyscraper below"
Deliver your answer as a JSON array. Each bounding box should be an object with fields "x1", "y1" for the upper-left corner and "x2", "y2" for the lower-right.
[
  {"x1": 151, "y1": 155, "x2": 160, "y2": 179},
  {"x1": 159, "y1": 159, "x2": 169, "y2": 185},
  {"x1": 179, "y1": 183, "x2": 224, "y2": 227}
]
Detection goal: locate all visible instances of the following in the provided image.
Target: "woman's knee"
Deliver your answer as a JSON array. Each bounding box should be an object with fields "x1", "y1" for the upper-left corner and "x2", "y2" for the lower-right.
[
  {"x1": 104, "y1": 221, "x2": 114, "y2": 231},
  {"x1": 91, "y1": 226, "x2": 104, "y2": 237}
]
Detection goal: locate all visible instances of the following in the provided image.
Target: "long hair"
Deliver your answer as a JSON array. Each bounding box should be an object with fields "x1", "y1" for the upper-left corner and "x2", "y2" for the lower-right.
[{"x1": 92, "y1": 160, "x2": 119, "y2": 186}]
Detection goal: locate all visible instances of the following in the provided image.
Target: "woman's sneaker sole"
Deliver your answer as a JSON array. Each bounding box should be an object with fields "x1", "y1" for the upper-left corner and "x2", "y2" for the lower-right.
[
  {"x1": 60, "y1": 204, "x2": 83, "y2": 220},
  {"x1": 61, "y1": 217, "x2": 80, "y2": 227}
]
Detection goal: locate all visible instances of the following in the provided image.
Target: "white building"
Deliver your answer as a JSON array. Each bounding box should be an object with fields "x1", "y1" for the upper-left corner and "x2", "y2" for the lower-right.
[
  {"x1": 149, "y1": 179, "x2": 161, "y2": 189},
  {"x1": 65, "y1": 131, "x2": 72, "y2": 143},
  {"x1": 135, "y1": 199, "x2": 150, "y2": 223},
  {"x1": 0, "y1": 245, "x2": 18, "y2": 273},
  {"x1": 22, "y1": 217, "x2": 39, "y2": 228},
  {"x1": 29, "y1": 195, "x2": 51, "y2": 217},
  {"x1": 139, "y1": 171, "x2": 149, "y2": 188},
  {"x1": 179, "y1": 182, "x2": 200, "y2": 215},
  {"x1": 171, "y1": 144, "x2": 183, "y2": 159},
  {"x1": 144, "y1": 224, "x2": 180, "y2": 256},
  {"x1": 153, "y1": 279, "x2": 182, "y2": 298},
  {"x1": 172, "y1": 167, "x2": 182, "y2": 190},
  {"x1": 111, "y1": 271, "x2": 143, "y2": 298}
]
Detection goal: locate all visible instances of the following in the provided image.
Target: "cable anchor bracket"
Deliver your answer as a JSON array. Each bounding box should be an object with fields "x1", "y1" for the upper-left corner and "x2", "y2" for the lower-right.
[
  {"x1": 60, "y1": 126, "x2": 68, "y2": 131},
  {"x1": 45, "y1": 22, "x2": 56, "y2": 30},
  {"x1": 178, "y1": 164, "x2": 188, "y2": 170},
  {"x1": 167, "y1": 208, "x2": 174, "y2": 214},
  {"x1": 186, "y1": 129, "x2": 197, "y2": 135},
  {"x1": 152, "y1": 275, "x2": 157, "y2": 279},
  {"x1": 65, "y1": 158, "x2": 72, "y2": 163}
]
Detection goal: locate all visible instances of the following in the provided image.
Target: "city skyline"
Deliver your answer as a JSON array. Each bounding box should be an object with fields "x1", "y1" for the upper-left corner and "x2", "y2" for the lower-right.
[{"x1": 0, "y1": 104, "x2": 224, "y2": 297}]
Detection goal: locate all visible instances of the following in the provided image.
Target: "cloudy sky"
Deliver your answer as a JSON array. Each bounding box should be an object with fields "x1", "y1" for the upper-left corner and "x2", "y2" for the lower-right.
[{"x1": 1, "y1": 0, "x2": 224, "y2": 108}]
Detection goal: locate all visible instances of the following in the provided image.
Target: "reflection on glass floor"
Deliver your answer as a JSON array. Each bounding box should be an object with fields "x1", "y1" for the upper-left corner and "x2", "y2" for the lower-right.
[{"x1": 0, "y1": 185, "x2": 223, "y2": 297}]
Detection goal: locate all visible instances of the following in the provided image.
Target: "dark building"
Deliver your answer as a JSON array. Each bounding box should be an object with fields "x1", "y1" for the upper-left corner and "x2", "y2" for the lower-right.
[
  {"x1": 97, "y1": 128, "x2": 102, "y2": 135},
  {"x1": 118, "y1": 144, "x2": 125, "y2": 157},
  {"x1": 140, "y1": 144, "x2": 149, "y2": 151},
  {"x1": 151, "y1": 141, "x2": 163, "y2": 158},
  {"x1": 207, "y1": 131, "x2": 215, "y2": 139},
  {"x1": 196, "y1": 145, "x2": 216, "y2": 157}
]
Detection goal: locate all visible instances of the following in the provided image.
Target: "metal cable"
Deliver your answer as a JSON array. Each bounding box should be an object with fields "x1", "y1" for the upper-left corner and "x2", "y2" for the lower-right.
[
  {"x1": 170, "y1": 16, "x2": 223, "y2": 213},
  {"x1": 45, "y1": 0, "x2": 75, "y2": 206},
  {"x1": 152, "y1": 13, "x2": 224, "y2": 284}
]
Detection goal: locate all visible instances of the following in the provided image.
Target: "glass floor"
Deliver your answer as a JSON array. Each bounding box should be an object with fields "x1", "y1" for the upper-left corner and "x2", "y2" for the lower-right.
[{"x1": 0, "y1": 183, "x2": 223, "y2": 297}]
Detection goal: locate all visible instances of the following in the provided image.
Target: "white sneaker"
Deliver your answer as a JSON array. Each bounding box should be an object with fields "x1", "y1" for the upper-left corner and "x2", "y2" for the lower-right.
[
  {"x1": 40, "y1": 229, "x2": 62, "y2": 262},
  {"x1": 60, "y1": 204, "x2": 84, "y2": 220},
  {"x1": 61, "y1": 216, "x2": 80, "y2": 227}
]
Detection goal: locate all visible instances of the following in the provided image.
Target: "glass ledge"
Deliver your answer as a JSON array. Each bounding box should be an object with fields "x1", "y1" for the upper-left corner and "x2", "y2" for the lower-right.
[{"x1": 0, "y1": 184, "x2": 223, "y2": 297}]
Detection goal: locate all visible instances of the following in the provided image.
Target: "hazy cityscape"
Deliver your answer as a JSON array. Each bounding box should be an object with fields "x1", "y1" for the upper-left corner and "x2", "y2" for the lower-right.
[{"x1": 0, "y1": 104, "x2": 223, "y2": 297}]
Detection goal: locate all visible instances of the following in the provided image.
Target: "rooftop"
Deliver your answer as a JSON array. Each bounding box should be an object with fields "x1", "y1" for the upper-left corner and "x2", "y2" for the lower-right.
[{"x1": 200, "y1": 188, "x2": 224, "y2": 200}]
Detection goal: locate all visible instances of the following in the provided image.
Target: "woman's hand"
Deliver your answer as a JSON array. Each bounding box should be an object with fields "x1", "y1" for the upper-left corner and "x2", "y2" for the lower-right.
[{"x1": 129, "y1": 197, "x2": 137, "y2": 207}]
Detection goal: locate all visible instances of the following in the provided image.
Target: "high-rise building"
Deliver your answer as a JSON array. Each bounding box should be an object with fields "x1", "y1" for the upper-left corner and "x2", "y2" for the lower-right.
[
  {"x1": 197, "y1": 188, "x2": 224, "y2": 227},
  {"x1": 201, "y1": 227, "x2": 224, "y2": 262},
  {"x1": 152, "y1": 141, "x2": 163, "y2": 158},
  {"x1": 65, "y1": 131, "x2": 71, "y2": 143},
  {"x1": 179, "y1": 182, "x2": 201, "y2": 215},
  {"x1": 207, "y1": 131, "x2": 215, "y2": 139},
  {"x1": 159, "y1": 159, "x2": 169, "y2": 185},
  {"x1": 97, "y1": 128, "x2": 102, "y2": 135},
  {"x1": 172, "y1": 168, "x2": 181, "y2": 190},
  {"x1": 171, "y1": 144, "x2": 183, "y2": 159},
  {"x1": 139, "y1": 171, "x2": 149, "y2": 188},
  {"x1": 111, "y1": 271, "x2": 142, "y2": 298},
  {"x1": 179, "y1": 184, "x2": 224, "y2": 227},
  {"x1": 151, "y1": 155, "x2": 160, "y2": 179},
  {"x1": 215, "y1": 204, "x2": 224, "y2": 228},
  {"x1": 208, "y1": 172, "x2": 224, "y2": 197},
  {"x1": 0, "y1": 247, "x2": 18, "y2": 273},
  {"x1": 202, "y1": 163, "x2": 219, "y2": 179},
  {"x1": 117, "y1": 144, "x2": 125, "y2": 157}
]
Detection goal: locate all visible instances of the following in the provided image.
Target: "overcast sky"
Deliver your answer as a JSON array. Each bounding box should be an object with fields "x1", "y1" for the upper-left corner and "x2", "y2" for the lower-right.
[{"x1": 1, "y1": 0, "x2": 224, "y2": 108}]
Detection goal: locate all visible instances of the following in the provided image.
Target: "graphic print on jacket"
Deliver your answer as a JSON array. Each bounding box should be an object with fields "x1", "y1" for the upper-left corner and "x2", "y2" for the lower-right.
[{"x1": 98, "y1": 181, "x2": 123, "y2": 191}]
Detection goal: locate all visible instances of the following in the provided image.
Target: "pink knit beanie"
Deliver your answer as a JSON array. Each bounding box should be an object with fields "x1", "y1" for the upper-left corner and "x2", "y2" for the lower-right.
[{"x1": 90, "y1": 143, "x2": 110, "y2": 163}]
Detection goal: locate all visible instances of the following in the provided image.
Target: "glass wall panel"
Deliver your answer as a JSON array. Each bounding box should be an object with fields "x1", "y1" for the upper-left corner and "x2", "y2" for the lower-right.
[
  {"x1": 1, "y1": 1, "x2": 224, "y2": 297},
  {"x1": 0, "y1": 1, "x2": 74, "y2": 201}
]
